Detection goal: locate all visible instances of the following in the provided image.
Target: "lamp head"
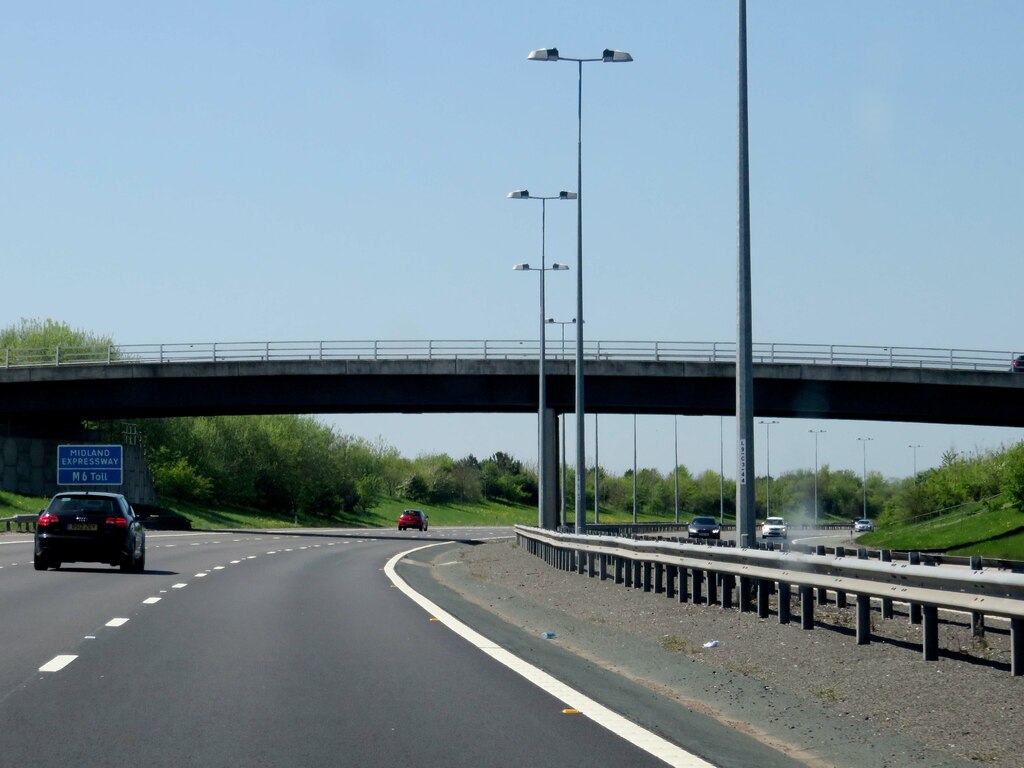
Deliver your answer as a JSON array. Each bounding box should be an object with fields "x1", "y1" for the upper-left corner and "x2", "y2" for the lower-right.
[
  {"x1": 513, "y1": 263, "x2": 530, "y2": 271},
  {"x1": 551, "y1": 263, "x2": 569, "y2": 271},
  {"x1": 559, "y1": 191, "x2": 577, "y2": 200},
  {"x1": 507, "y1": 189, "x2": 529, "y2": 199},
  {"x1": 602, "y1": 49, "x2": 633, "y2": 63},
  {"x1": 528, "y1": 48, "x2": 559, "y2": 61}
]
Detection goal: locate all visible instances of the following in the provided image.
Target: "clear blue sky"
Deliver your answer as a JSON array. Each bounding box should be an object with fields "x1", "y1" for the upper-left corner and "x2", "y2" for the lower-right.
[{"x1": 3, "y1": 2, "x2": 1022, "y2": 480}]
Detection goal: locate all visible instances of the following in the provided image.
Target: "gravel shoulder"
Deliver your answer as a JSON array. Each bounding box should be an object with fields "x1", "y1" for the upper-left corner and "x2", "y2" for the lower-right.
[{"x1": 426, "y1": 537, "x2": 1021, "y2": 768}]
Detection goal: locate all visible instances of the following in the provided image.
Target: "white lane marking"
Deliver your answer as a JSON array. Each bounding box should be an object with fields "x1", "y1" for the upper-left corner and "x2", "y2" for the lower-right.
[
  {"x1": 246, "y1": 556, "x2": 256, "y2": 560},
  {"x1": 213, "y1": 566, "x2": 225, "y2": 570},
  {"x1": 106, "y1": 618, "x2": 130, "y2": 627},
  {"x1": 143, "y1": 597, "x2": 161, "y2": 604},
  {"x1": 230, "y1": 560, "x2": 241, "y2": 564},
  {"x1": 194, "y1": 572, "x2": 207, "y2": 578},
  {"x1": 385, "y1": 545, "x2": 715, "y2": 768},
  {"x1": 267, "y1": 551, "x2": 277, "y2": 555},
  {"x1": 40, "y1": 655, "x2": 77, "y2": 672},
  {"x1": 84, "y1": 636, "x2": 96, "y2": 640},
  {"x1": 172, "y1": 583, "x2": 187, "y2": 589}
]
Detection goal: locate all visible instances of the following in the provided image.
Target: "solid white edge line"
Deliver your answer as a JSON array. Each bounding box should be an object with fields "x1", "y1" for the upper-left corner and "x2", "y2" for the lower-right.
[
  {"x1": 39, "y1": 655, "x2": 77, "y2": 672},
  {"x1": 384, "y1": 544, "x2": 715, "y2": 768}
]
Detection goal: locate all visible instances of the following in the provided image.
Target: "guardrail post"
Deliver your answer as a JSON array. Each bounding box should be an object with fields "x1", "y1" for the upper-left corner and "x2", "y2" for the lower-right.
[
  {"x1": 707, "y1": 571, "x2": 719, "y2": 605},
  {"x1": 800, "y1": 585, "x2": 814, "y2": 630},
  {"x1": 577, "y1": 549, "x2": 585, "y2": 574},
  {"x1": 722, "y1": 575, "x2": 736, "y2": 609},
  {"x1": 624, "y1": 558, "x2": 633, "y2": 588},
  {"x1": 692, "y1": 569, "x2": 704, "y2": 604},
  {"x1": 599, "y1": 554, "x2": 608, "y2": 581},
  {"x1": 756, "y1": 579, "x2": 770, "y2": 618},
  {"x1": 1012, "y1": 619, "x2": 1023, "y2": 676},
  {"x1": 635, "y1": 560, "x2": 644, "y2": 590},
  {"x1": 922, "y1": 605, "x2": 939, "y2": 661},
  {"x1": 739, "y1": 575, "x2": 753, "y2": 613},
  {"x1": 909, "y1": 552, "x2": 923, "y2": 625},
  {"x1": 880, "y1": 550, "x2": 894, "y2": 619},
  {"x1": 587, "y1": 552, "x2": 596, "y2": 578},
  {"x1": 969, "y1": 555, "x2": 985, "y2": 637},
  {"x1": 666, "y1": 565, "x2": 677, "y2": 599},
  {"x1": 815, "y1": 545, "x2": 829, "y2": 604},
  {"x1": 678, "y1": 566, "x2": 689, "y2": 603},
  {"x1": 834, "y1": 546, "x2": 848, "y2": 608},
  {"x1": 654, "y1": 562, "x2": 664, "y2": 594},
  {"x1": 778, "y1": 583, "x2": 791, "y2": 624},
  {"x1": 614, "y1": 557, "x2": 624, "y2": 585}
]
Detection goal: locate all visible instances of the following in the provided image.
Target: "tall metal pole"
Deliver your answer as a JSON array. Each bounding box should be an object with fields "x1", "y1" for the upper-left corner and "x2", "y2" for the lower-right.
[
  {"x1": 761, "y1": 421, "x2": 774, "y2": 518},
  {"x1": 719, "y1": 416, "x2": 725, "y2": 524},
  {"x1": 809, "y1": 429, "x2": 826, "y2": 526},
  {"x1": 908, "y1": 443, "x2": 922, "y2": 481},
  {"x1": 574, "y1": 59, "x2": 586, "y2": 534},
  {"x1": 674, "y1": 415, "x2": 680, "y2": 523},
  {"x1": 632, "y1": 414, "x2": 638, "y2": 523},
  {"x1": 593, "y1": 414, "x2": 600, "y2": 523},
  {"x1": 858, "y1": 437, "x2": 874, "y2": 518},
  {"x1": 735, "y1": 0, "x2": 756, "y2": 547},
  {"x1": 537, "y1": 198, "x2": 548, "y2": 529}
]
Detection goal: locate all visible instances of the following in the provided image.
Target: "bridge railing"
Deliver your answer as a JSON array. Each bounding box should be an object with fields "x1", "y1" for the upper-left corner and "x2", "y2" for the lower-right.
[{"x1": 2, "y1": 339, "x2": 1020, "y2": 372}]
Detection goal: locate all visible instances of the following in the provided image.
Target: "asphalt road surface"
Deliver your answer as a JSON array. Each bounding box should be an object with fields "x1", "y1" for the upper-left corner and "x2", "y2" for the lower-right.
[{"x1": 0, "y1": 527, "x2": 802, "y2": 767}]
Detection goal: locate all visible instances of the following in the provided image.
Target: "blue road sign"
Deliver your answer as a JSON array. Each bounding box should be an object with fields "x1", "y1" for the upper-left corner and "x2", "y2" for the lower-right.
[{"x1": 57, "y1": 444, "x2": 123, "y2": 486}]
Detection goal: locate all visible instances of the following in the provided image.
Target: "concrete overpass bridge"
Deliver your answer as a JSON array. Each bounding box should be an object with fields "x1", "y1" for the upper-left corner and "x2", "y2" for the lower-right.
[
  {"x1": 4, "y1": 338, "x2": 1022, "y2": 521},
  {"x1": 2, "y1": 339, "x2": 1022, "y2": 427}
]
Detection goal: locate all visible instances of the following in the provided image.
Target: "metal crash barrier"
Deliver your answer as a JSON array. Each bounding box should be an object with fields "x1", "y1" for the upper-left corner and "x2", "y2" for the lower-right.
[{"x1": 515, "y1": 525, "x2": 1024, "y2": 676}]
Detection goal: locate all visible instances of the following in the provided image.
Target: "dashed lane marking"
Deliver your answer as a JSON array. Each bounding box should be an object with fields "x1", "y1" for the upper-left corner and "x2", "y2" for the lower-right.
[{"x1": 39, "y1": 655, "x2": 77, "y2": 673}]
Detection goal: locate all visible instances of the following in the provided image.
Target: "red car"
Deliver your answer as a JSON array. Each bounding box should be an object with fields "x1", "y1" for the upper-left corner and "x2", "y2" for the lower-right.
[{"x1": 398, "y1": 509, "x2": 428, "y2": 531}]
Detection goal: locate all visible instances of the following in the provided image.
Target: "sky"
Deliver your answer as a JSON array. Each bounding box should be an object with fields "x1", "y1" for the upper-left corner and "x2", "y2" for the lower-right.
[{"x1": 3, "y1": 2, "x2": 1023, "y2": 481}]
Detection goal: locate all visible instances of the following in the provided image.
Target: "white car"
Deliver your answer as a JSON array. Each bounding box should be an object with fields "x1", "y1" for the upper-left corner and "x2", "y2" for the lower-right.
[
  {"x1": 761, "y1": 517, "x2": 788, "y2": 539},
  {"x1": 853, "y1": 518, "x2": 875, "y2": 533}
]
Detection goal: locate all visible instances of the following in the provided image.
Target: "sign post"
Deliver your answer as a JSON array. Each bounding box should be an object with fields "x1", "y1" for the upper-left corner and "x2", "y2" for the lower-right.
[{"x1": 57, "y1": 444, "x2": 124, "y2": 486}]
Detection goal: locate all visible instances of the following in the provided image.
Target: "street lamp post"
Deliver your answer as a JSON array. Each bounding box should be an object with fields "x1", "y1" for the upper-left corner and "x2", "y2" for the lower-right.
[
  {"x1": 809, "y1": 429, "x2": 826, "y2": 526},
  {"x1": 528, "y1": 46, "x2": 633, "y2": 535},
  {"x1": 632, "y1": 414, "x2": 638, "y2": 523},
  {"x1": 908, "y1": 444, "x2": 922, "y2": 481},
  {"x1": 547, "y1": 318, "x2": 576, "y2": 525},
  {"x1": 759, "y1": 419, "x2": 779, "y2": 517},
  {"x1": 509, "y1": 190, "x2": 574, "y2": 529},
  {"x1": 857, "y1": 437, "x2": 874, "y2": 519},
  {"x1": 674, "y1": 415, "x2": 680, "y2": 524}
]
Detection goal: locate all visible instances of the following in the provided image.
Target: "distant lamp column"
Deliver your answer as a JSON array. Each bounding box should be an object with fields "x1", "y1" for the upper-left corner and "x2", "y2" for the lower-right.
[
  {"x1": 809, "y1": 429, "x2": 826, "y2": 526},
  {"x1": 759, "y1": 419, "x2": 779, "y2": 517},
  {"x1": 547, "y1": 317, "x2": 576, "y2": 526},
  {"x1": 857, "y1": 437, "x2": 874, "y2": 519},
  {"x1": 908, "y1": 444, "x2": 922, "y2": 482},
  {"x1": 509, "y1": 189, "x2": 574, "y2": 530},
  {"x1": 528, "y1": 46, "x2": 634, "y2": 535},
  {"x1": 632, "y1": 414, "x2": 638, "y2": 523},
  {"x1": 674, "y1": 415, "x2": 680, "y2": 524},
  {"x1": 593, "y1": 414, "x2": 600, "y2": 523}
]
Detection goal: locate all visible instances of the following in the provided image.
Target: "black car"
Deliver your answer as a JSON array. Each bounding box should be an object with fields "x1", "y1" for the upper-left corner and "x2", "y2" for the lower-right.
[
  {"x1": 34, "y1": 492, "x2": 146, "y2": 572},
  {"x1": 1012, "y1": 355, "x2": 1024, "y2": 373},
  {"x1": 687, "y1": 516, "x2": 721, "y2": 540}
]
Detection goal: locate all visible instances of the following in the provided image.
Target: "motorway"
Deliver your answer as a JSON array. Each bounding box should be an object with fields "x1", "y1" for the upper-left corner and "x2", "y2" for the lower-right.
[{"x1": 0, "y1": 528, "x2": 805, "y2": 768}]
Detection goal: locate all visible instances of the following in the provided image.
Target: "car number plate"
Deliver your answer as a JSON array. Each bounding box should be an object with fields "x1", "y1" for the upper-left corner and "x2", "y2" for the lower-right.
[{"x1": 68, "y1": 523, "x2": 98, "y2": 531}]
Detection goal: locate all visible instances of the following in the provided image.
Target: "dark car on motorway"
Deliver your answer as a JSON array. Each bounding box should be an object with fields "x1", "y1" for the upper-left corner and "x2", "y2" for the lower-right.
[
  {"x1": 687, "y1": 516, "x2": 721, "y2": 540},
  {"x1": 34, "y1": 491, "x2": 146, "y2": 572},
  {"x1": 1012, "y1": 355, "x2": 1024, "y2": 373},
  {"x1": 397, "y1": 509, "x2": 428, "y2": 531}
]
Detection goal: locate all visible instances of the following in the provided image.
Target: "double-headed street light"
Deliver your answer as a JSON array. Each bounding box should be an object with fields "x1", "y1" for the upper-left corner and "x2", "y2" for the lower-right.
[
  {"x1": 528, "y1": 46, "x2": 633, "y2": 534},
  {"x1": 509, "y1": 189, "x2": 574, "y2": 529}
]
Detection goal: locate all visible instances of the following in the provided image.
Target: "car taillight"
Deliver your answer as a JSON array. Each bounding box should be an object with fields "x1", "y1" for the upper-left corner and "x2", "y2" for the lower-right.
[
  {"x1": 105, "y1": 517, "x2": 129, "y2": 528},
  {"x1": 38, "y1": 513, "x2": 60, "y2": 527}
]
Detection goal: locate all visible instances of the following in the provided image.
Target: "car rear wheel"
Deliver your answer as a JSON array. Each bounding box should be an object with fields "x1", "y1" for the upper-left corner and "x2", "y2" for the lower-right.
[{"x1": 34, "y1": 556, "x2": 48, "y2": 571}]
